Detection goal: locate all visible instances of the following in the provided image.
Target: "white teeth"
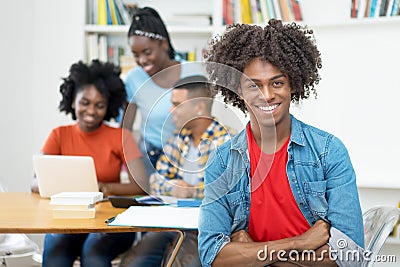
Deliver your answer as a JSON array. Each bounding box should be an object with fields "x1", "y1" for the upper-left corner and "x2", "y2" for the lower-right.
[{"x1": 257, "y1": 104, "x2": 279, "y2": 112}]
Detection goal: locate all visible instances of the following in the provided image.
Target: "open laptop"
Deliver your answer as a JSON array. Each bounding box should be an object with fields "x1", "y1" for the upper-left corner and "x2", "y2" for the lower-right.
[{"x1": 33, "y1": 155, "x2": 99, "y2": 198}]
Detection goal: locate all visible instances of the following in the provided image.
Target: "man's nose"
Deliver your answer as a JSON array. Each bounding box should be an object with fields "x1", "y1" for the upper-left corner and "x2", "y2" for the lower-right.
[{"x1": 259, "y1": 85, "x2": 275, "y2": 101}]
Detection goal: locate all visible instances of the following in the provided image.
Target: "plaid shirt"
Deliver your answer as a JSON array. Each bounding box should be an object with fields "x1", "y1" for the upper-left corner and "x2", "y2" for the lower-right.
[{"x1": 149, "y1": 119, "x2": 235, "y2": 199}]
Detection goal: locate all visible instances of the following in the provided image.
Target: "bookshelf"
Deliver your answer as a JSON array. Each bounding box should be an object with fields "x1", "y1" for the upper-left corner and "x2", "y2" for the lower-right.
[
  {"x1": 84, "y1": 0, "x2": 400, "y2": 67},
  {"x1": 84, "y1": 0, "x2": 222, "y2": 68}
]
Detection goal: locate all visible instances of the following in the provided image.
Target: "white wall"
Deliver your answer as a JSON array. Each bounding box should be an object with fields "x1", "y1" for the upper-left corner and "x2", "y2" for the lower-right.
[
  {"x1": 290, "y1": 21, "x2": 400, "y2": 189},
  {"x1": 0, "y1": 0, "x2": 35, "y2": 191},
  {"x1": 0, "y1": 0, "x2": 84, "y2": 192}
]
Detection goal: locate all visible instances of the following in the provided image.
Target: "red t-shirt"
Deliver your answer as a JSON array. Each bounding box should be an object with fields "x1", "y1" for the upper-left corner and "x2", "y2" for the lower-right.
[
  {"x1": 42, "y1": 123, "x2": 141, "y2": 183},
  {"x1": 247, "y1": 124, "x2": 309, "y2": 242}
]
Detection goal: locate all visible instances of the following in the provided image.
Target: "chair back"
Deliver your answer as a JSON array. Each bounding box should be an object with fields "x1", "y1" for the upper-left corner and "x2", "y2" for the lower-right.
[
  {"x1": 0, "y1": 181, "x2": 39, "y2": 262},
  {"x1": 362, "y1": 206, "x2": 400, "y2": 267}
]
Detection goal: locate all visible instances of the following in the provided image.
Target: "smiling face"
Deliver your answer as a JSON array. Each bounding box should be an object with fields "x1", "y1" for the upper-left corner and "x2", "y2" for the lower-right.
[
  {"x1": 72, "y1": 85, "x2": 108, "y2": 133},
  {"x1": 129, "y1": 35, "x2": 169, "y2": 76},
  {"x1": 240, "y1": 58, "x2": 294, "y2": 130}
]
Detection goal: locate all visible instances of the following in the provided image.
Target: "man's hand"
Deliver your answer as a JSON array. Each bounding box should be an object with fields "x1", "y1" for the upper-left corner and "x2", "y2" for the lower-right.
[
  {"x1": 170, "y1": 179, "x2": 195, "y2": 198},
  {"x1": 293, "y1": 220, "x2": 330, "y2": 251}
]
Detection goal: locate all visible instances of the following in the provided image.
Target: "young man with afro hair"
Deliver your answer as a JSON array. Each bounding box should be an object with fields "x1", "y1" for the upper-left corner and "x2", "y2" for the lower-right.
[{"x1": 198, "y1": 20, "x2": 364, "y2": 267}]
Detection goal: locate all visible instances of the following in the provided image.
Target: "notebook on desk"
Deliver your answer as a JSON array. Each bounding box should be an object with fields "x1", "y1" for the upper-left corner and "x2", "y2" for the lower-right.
[{"x1": 33, "y1": 155, "x2": 99, "y2": 198}]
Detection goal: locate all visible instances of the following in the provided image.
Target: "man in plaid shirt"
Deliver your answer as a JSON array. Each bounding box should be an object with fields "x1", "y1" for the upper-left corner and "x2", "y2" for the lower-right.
[{"x1": 120, "y1": 75, "x2": 235, "y2": 267}]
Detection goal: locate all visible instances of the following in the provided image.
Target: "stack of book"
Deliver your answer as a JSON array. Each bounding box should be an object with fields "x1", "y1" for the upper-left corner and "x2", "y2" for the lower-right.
[{"x1": 50, "y1": 192, "x2": 104, "y2": 219}]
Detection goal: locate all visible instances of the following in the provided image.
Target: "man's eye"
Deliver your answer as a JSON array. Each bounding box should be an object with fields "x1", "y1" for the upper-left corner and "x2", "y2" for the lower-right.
[
  {"x1": 273, "y1": 81, "x2": 284, "y2": 87},
  {"x1": 248, "y1": 83, "x2": 258, "y2": 88}
]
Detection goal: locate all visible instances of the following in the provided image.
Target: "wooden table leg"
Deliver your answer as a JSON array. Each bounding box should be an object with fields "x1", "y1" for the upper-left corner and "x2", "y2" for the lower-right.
[{"x1": 163, "y1": 230, "x2": 185, "y2": 267}]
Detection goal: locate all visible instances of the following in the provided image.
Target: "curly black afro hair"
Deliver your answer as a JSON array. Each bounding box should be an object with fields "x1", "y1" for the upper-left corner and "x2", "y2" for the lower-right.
[
  {"x1": 205, "y1": 19, "x2": 322, "y2": 113},
  {"x1": 59, "y1": 59, "x2": 126, "y2": 121}
]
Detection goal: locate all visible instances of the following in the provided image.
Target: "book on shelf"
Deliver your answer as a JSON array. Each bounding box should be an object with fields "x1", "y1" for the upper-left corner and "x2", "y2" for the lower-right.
[
  {"x1": 222, "y1": 0, "x2": 304, "y2": 25},
  {"x1": 98, "y1": 35, "x2": 108, "y2": 62},
  {"x1": 50, "y1": 192, "x2": 104, "y2": 205},
  {"x1": 279, "y1": 0, "x2": 291, "y2": 21},
  {"x1": 290, "y1": 0, "x2": 302, "y2": 21},
  {"x1": 87, "y1": 0, "x2": 133, "y2": 25},
  {"x1": 86, "y1": 33, "x2": 99, "y2": 62},
  {"x1": 223, "y1": 0, "x2": 234, "y2": 25},
  {"x1": 351, "y1": 0, "x2": 358, "y2": 17},
  {"x1": 272, "y1": 0, "x2": 283, "y2": 20},
  {"x1": 52, "y1": 207, "x2": 96, "y2": 219},
  {"x1": 266, "y1": 0, "x2": 277, "y2": 19},
  {"x1": 108, "y1": 46, "x2": 125, "y2": 65},
  {"x1": 105, "y1": 0, "x2": 112, "y2": 24},
  {"x1": 97, "y1": 0, "x2": 107, "y2": 25},
  {"x1": 87, "y1": 0, "x2": 94, "y2": 24},
  {"x1": 379, "y1": 0, "x2": 389, "y2": 16},
  {"x1": 386, "y1": 0, "x2": 395, "y2": 16},
  {"x1": 250, "y1": 0, "x2": 261, "y2": 24},
  {"x1": 390, "y1": 0, "x2": 399, "y2": 16},
  {"x1": 234, "y1": 0, "x2": 243, "y2": 23},
  {"x1": 241, "y1": 0, "x2": 253, "y2": 24},
  {"x1": 357, "y1": 0, "x2": 368, "y2": 18},
  {"x1": 114, "y1": 0, "x2": 132, "y2": 25},
  {"x1": 176, "y1": 47, "x2": 205, "y2": 62},
  {"x1": 356, "y1": 0, "x2": 400, "y2": 18},
  {"x1": 108, "y1": 0, "x2": 118, "y2": 25},
  {"x1": 259, "y1": 0, "x2": 270, "y2": 22}
]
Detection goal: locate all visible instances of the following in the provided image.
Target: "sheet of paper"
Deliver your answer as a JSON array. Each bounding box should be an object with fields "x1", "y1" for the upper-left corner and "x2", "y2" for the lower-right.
[{"x1": 108, "y1": 205, "x2": 199, "y2": 229}]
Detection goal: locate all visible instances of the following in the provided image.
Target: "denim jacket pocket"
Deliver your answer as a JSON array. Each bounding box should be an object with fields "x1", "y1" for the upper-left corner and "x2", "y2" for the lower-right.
[
  {"x1": 303, "y1": 180, "x2": 328, "y2": 217},
  {"x1": 225, "y1": 191, "x2": 247, "y2": 229}
]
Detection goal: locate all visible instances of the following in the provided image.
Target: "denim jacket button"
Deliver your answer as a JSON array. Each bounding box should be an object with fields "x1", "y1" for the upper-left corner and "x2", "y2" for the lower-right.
[{"x1": 300, "y1": 202, "x2": 304, "y2": 206}]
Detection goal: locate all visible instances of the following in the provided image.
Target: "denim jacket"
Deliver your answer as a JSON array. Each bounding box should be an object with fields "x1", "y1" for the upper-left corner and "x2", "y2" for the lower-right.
[{"x1": 198, "y1": 115, "x2": 364, "y2": 267}]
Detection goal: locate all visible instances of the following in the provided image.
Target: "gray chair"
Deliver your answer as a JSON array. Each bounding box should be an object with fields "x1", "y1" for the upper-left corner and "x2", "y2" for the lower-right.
[
  {"x1": 0, "y1": 182, "x2": 40, "y2": 266},
  {"x1": 0, "y1": 234, "x2": 40, "y2": 266},
  {"x1": 362, "y1": 206, "x2": 400, "y2": 267}
]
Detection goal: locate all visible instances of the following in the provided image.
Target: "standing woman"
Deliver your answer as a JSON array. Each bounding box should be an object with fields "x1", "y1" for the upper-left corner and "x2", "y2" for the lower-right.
[
  {"x1": 31, "y1": 60, "x2": 148, "y2": 267},
  {"x1": 122, "y1": 7, "x2": 203, "y2": 175}
]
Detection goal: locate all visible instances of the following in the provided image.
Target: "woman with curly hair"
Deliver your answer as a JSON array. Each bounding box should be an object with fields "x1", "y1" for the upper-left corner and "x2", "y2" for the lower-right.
[
  {"x1": 31, "y1": 60, "x2": 147, "y2": 267},
  {"x1": 198, "y1": 20, "x2": 364, "y2": 266}
]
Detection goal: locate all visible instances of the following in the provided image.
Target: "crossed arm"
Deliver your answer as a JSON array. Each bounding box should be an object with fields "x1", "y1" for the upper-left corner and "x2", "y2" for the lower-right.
[{"x1": 212, "y1": 220, "x2": 337, "y2": 267}]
